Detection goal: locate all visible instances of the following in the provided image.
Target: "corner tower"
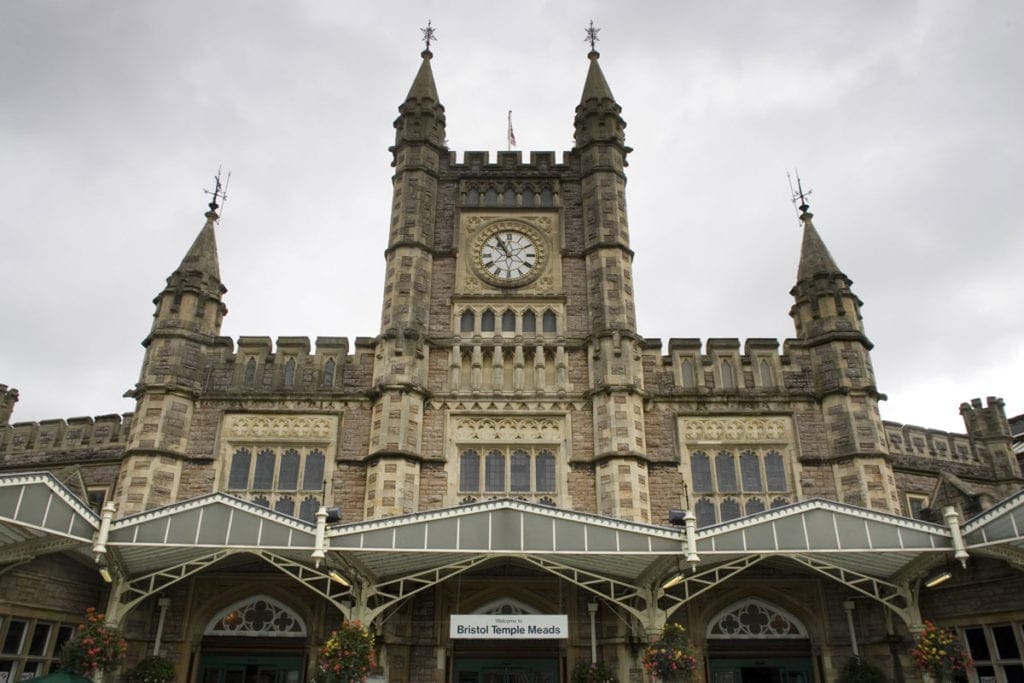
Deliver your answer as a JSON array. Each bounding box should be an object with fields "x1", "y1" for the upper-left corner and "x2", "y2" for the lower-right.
[
  {"x1": 574, "y1": 45, "x2": 651, "y2": 521},
  {"x1": 118, "y1": 191, "x2": 228, "y2": 514},
  {"x1": 363, "y1": 47, "x2": 446, "y2": 518},
  {"x1": 789, "y1": 200, "x2": 896, "y2": 511}
]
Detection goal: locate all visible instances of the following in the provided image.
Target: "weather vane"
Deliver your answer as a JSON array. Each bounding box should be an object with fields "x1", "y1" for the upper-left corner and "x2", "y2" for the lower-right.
[
  {"x1": 204, "y1": 167, "x2": 230, "y2": 216},
  {"x1": 421, "y1": 20, "x2": 437, "y2": 52},
  {"x1": 787, "y1": 169, "x2": 812, "y2": 215},
  {"x1": 585, "y1": 20, "x2": 600, "y2": 52}
]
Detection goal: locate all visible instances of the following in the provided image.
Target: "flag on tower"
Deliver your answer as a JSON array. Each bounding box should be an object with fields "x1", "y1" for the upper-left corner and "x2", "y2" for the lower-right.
[{"x1": 507, "y1": 110, "x2": 516, "y2": 149}]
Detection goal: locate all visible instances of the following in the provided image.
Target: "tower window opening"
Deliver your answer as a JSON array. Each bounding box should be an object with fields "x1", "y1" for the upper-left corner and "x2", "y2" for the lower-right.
[
  {"x1": 244, "y1": 357, "x2": 257, "y2": 385},
  {"x1": 467, "y1": 188, "x2": 479, "y2": 206},
  {"x1": 284, "y1": 357, "x2": 297, "y2": 386},
  {"x1": 522, "y1": 188, "x2": 535, "y2": 207},
  {"x1": 542, "y1": 310, "x2": 557, "y2": 333},
  {"x1": 680, "y1": 358, "x2": 696, "y2": 388},
  {"x1": 501, "y1": 310, "x2": 516, "y2": 332},
  {"x1": 481, "y1": 310, "x2": 496, "y2": 332},
  {"x1": 226, "y1": 446, "x2": 331, "y2": 523},
  {"x1": 484, "y1": 188, "x2": 498, "y2": 206},
  {"x1": 460, "y1": 310, "x2": 475, "y2": 333},
  {"x1": 323, "y1": 358, "x2": 336, "y2": 386},
  {"x1": 720, "y1": 359, "x2": 736, "y2": 389},
  {"x1": 503, "y1": 188, "x2": 515, "y2": 206},
  {"x1": 485, "y1": 449, "x2": 505, "y2": 491},
  {"x1": 759, "y1": 358, "x2": 775, "y2": 387},
  {"x1": 540, "y1": 188, "x2": 553, "y2": 206},
  {"x1": 522, "y1": 310, "x2": 537, "y2": 333}
]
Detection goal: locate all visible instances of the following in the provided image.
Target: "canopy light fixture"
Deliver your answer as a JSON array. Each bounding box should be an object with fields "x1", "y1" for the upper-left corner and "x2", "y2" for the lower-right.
[
  {"x1": 662, "y1": 573, "x2": 685, "y2": 590},
  {"x1": 98, "y1": 565, "x2": 113, "y2": 584},
  {"x1": 924, "y1": 568, "x2": 953, "y2": 589},
  {"x1": 328, "y1": 569, "x2": 350, "y2": 587}
]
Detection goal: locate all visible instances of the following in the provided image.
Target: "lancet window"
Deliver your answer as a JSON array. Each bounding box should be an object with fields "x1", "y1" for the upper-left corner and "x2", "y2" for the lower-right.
[{"x1": 226, "y1": 446, "x2": 327, "y2": 522}]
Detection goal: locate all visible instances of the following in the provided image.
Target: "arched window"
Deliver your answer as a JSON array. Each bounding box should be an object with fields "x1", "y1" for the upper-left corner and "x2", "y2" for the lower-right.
[
  {"x1": 503, "y1": 188, "x2": 515, "y2": 206},
  {"x1": 745, "y1": 498, "x2": 765, "y2": 516},
  {"x1": 740, "y1": 450, "x2": 763, "y2": 491},
  {"x1": 466, "y1": 189, "x2": 479, "y2": 206},
  {"x1": 323, "y1": 358, "x2": 336, "y2": 386},
  {"x1": 770, "y1": 496, "x2": 789, "y2": 509},
  {"x1": 460, "y1": 450, "x2": 480, "y2": 492},
  {"x1": 299, "y1": 496, "x2": 319, "y2": 523},
  {"x1": 274, "y1": 495, "x2": 295, "y2": 517},
  {"x1": 252, "y1": 495, "x2": 270, "y2": 508},
  {"x1": 690, "y1": 452, "x2": 713, "y2": 493},
  {"x1": 244, "y1": 357, "x2": 257, "y2": 385},
  {"x1": 695, "y1": 498, "x2": 716, "y2": 527},
  {"x1": 485, "y1": 449, "x2": 505, "y2": 492},
  {"x1": 765, "y1": 450, "x2": 787, "y2": 491},
  {"x1": 501, "y1": 310, "x2": 516, "y2": 332},
  {"x1": 681, "y1": 358, "x2": 696, "y2": 389},
  {"x1": 510, "y1": 449, "x2": 530, "y2": 491},
  {"x1": 542, "y1": 310, "x2": 556, "y2": 333},
  {"x1": 460, "y1": 310, "x2": 475, "y2": 333},
  {"x1": 228, "y1": 448, "x2": 251, "y2": 489},
  {"x1": 715, "y1": 451, "x2": 737, "y2": 492},
  {"x1": 759, "y1": 358, "x2": 775, "y2": 387},
  {"x1": 540, "y1": 188, "x2": 553, "y2": 206},
  {"x1": 484, "y1": 188, "x2": 498, "y2": 206},
  {"x1": 253, "y1": 449, "x2": 275, "y2": 489},
  {"x1": 536, "y1": 450, "x2": 556, "y2": 492},
  {"x1": 707, "y1": 599, "x2": 807, "y2": 639},
  {"x1": 284, "y1": 357, "x2": 296, "y2": 386},
  {"x1": 721, "y1": 359, "x2": 735, "y2": 389},
  {"x1": 720, "y1": 497, "x2": 741, "y2": 522},
  {"x1": 481, "y1": 310, "x2": 496, "y2": 332},
  {"x1": 278, "y1": 449, "x2": 300, "y2": 490},
  {"x1": 205, "y1": 596, "x2": 307, "y2": 636},
  {"x1": 303, "y1": 450, "x2": 325, "y2": 490},
  {"x1": 522, "y1": 188, "x2": 535, "y2": 207},
  {"x1": 522, "y1": 310, "x2": 536, "y2": 333}
]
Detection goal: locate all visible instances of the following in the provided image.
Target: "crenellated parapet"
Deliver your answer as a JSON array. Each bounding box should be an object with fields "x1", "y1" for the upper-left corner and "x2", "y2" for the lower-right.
[
  {"x1": 0, "y1": 412, "x2": 133, "y2": 459},
  {"x1": 0, "y1": 384, "x2": 18, "y2": 426},
  {"x1": 642, "y1": 337, "x2": 796, "y2": 394}
]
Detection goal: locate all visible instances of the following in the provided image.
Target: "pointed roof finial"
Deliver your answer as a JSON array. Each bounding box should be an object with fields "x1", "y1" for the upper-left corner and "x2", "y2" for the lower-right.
[
  {"x1": 585, "y1": 20, "x2": 600, "y2": 55},
  {"x1": 203, "y1": 167, "x2": 230, "y2": 219},
  {"x1": 420, "y1": 19, "x2": 437, "y2": 55},
  {"x1": 787, "y1": 169, "x2": 812, "y2": 218}
]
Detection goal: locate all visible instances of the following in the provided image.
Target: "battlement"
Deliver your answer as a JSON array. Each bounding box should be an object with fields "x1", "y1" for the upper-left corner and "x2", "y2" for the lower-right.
[
  {"x1": 443, "y1": 150, "x2": 574, "y2": 177},
  {"x1": 642, "y1": 337, "x2": 798, "y2": 392},
  {"x1": 882, "y1": 420, "x2": 975, "y2": 463},
  {"x1": 0, "y1": 384, "x2": 18, "y2": 426},
  {"x1": 0, "y1": 412, "x2": 133, "y2": 456},
  {"x1": 959, "y1": 396, "x2": 1011, "y2": 439},
  {"x1": 194, "y1": 335, "x2": 377, "y2": 395}
]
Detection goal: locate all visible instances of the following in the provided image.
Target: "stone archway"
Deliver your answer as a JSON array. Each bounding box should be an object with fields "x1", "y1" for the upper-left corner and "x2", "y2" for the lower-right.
[{"x1": 703, "y1": 598, "x2": 815, "y2": 683}]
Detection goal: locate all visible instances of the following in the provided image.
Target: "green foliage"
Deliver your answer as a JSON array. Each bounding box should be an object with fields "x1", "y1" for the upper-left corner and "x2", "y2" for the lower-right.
[
  {"x1": 58, "y1": 608, "x2": 127, "y2": 679},
  {"x1": 570, "y1": 659, "x2": 618, "y2": 683},
  {"x1": 126, "y1": 655, "x2": 176, "y2": 683},
  {"x1": 312, "y1": 621, "x2": 376, "y2": 683},
  {"x1": 838, "y1": 656, "x2": 888, "y2": 683}
]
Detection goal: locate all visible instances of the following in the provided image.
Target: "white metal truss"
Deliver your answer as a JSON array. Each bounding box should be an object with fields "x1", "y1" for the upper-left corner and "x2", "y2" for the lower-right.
[
  {"x1": 253, "y1": 550, "x2": 352, "y2": 615},
  {"x1": 788, "y1": 553, "x2": 921, "y2": 628},
  {"x1": 108, "y1": 550, "x2": 232, "y2": 624},
  {"x1": 518, "y1": 555, "x2": 652, "y2": 623},
  {"x1": 658, "y1": 555, "x2": 766, "y2": 618},
  {"x1": 357, "y1": 554, "x2": 495, "y2": 624}
]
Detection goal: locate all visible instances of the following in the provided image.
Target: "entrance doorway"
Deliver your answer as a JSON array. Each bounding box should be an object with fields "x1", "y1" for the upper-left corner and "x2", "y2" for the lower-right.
[
  {"x1": 199, "y1": 654, "x2": 304, "y2": 683},
  {"x1": 708, "y1": 657, "x2": 812, "y2": 682},
  {"x1": 452, "y1": 657, "x2": 559, "y2": 683}
]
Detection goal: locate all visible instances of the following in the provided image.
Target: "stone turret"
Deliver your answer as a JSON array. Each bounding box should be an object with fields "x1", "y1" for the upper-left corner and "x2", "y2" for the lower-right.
[
  {"x1": 961, "y1": 397, "x2": 1021, "y2": 486},
  {"x1": 118, "y1": 195, "x2": 228, "y2": 515},
  {"x1": 364, "y1": 49, "x2": 446, "y2": 518},
  {"x1": 789, "y1": 203, "x2": 896, "y2": 511},
  {"x1": 0, "y1": 385, "x2": 18, "y2": 426},
  {"x1": 573, "y1": 49, "x2": 650, "y2": 522}
]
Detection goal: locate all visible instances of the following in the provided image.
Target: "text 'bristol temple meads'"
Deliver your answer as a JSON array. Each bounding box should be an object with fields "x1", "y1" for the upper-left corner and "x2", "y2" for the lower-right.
[{"x1": 2, "y1": 30, "x2": 1023, "y2": 683}]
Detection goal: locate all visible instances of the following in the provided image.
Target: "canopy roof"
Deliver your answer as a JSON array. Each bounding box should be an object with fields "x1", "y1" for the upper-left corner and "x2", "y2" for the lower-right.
[{"x1": 1, "y1": 472, "x2": 1021, "y2": 618}]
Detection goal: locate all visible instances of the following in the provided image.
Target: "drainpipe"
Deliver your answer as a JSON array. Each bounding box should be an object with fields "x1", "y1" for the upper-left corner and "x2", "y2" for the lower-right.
[
  {"x1": 843, "y1": 600, "x2": 858, "y2": 656},
  {"x1": 153, "y1": 596, "x2": 171, "y2": 655},
  {"x1": 588, "y1": 601, "x2": 598, "y2": 663}
]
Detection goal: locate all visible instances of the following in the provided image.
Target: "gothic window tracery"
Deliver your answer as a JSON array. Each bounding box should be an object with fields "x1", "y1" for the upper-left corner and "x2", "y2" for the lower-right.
[
  {"x1": 706, "y1": 599, "x2": 807, "y2": 639},
  {"x1": 459, "y1": 446, "x2": 560, "y2": 499},
  {"x1": 225, "y1": 446, "x2": 329, "y2": 523},
  {"x1": 685, "y1": 442, "x2": 793, "y2": 528},
  {"x1": 205, "y1": 596, "x2": 307, "y2": 637}
]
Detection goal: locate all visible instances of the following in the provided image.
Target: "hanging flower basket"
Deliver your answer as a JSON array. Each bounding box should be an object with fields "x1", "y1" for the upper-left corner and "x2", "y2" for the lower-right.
[
  {"x1": 58, "y1": 608, "x2": 128, "y2": 680},
  {"x1": 570, "y1": 659, "x2": 618, "y2": 683},
  {"x1": 911, "y1": 621, "x2": 972, "y2": 682},
  {"x1": 641, "y1": 623, "x2": 699, "y2": 682},
  {"x1": 125, "y1": 655, "x2": 176, "y2": 683},
  {"x1": 312, "y1": 621, "x2": 377, "y2": 683}
]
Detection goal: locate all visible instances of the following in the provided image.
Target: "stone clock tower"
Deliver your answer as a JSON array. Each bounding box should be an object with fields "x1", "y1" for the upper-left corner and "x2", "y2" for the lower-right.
[{"x1": 363, "y1": 45, "x2": 653, "y2": 522}]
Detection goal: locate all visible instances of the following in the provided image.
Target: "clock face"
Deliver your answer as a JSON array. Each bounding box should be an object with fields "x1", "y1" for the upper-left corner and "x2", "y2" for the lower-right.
[{"x1": 479, "y1": 230, "x2": 537, "y2": 282}]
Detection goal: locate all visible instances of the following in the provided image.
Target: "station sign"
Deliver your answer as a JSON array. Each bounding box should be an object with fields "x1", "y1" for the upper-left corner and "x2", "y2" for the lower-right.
[{"x1": 449, "y1": 614, "x2": 568, "y2": 639}]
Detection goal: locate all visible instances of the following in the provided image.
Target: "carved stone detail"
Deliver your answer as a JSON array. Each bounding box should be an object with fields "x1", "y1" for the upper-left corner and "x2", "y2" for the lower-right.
[
  {"x1": 453, "y1": 416, "x2": 562, "y2": 442},
  {"x1": 681, "y1": 417, "x2": 790, "y2": 443},
  {"x1": 226, "y1": 414, "x2": 336, "y2": 441}
]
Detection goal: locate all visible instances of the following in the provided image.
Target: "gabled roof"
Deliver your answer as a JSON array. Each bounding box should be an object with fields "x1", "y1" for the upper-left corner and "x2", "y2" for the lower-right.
[{"x1": 0, "y1": 472, "x2": 98, "y2": 563}]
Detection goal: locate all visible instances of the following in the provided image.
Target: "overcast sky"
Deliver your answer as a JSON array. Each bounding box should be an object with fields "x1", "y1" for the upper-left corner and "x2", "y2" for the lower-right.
[{"x1": 1, "y1": 1, "x2": 1021, "y2": 433}]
